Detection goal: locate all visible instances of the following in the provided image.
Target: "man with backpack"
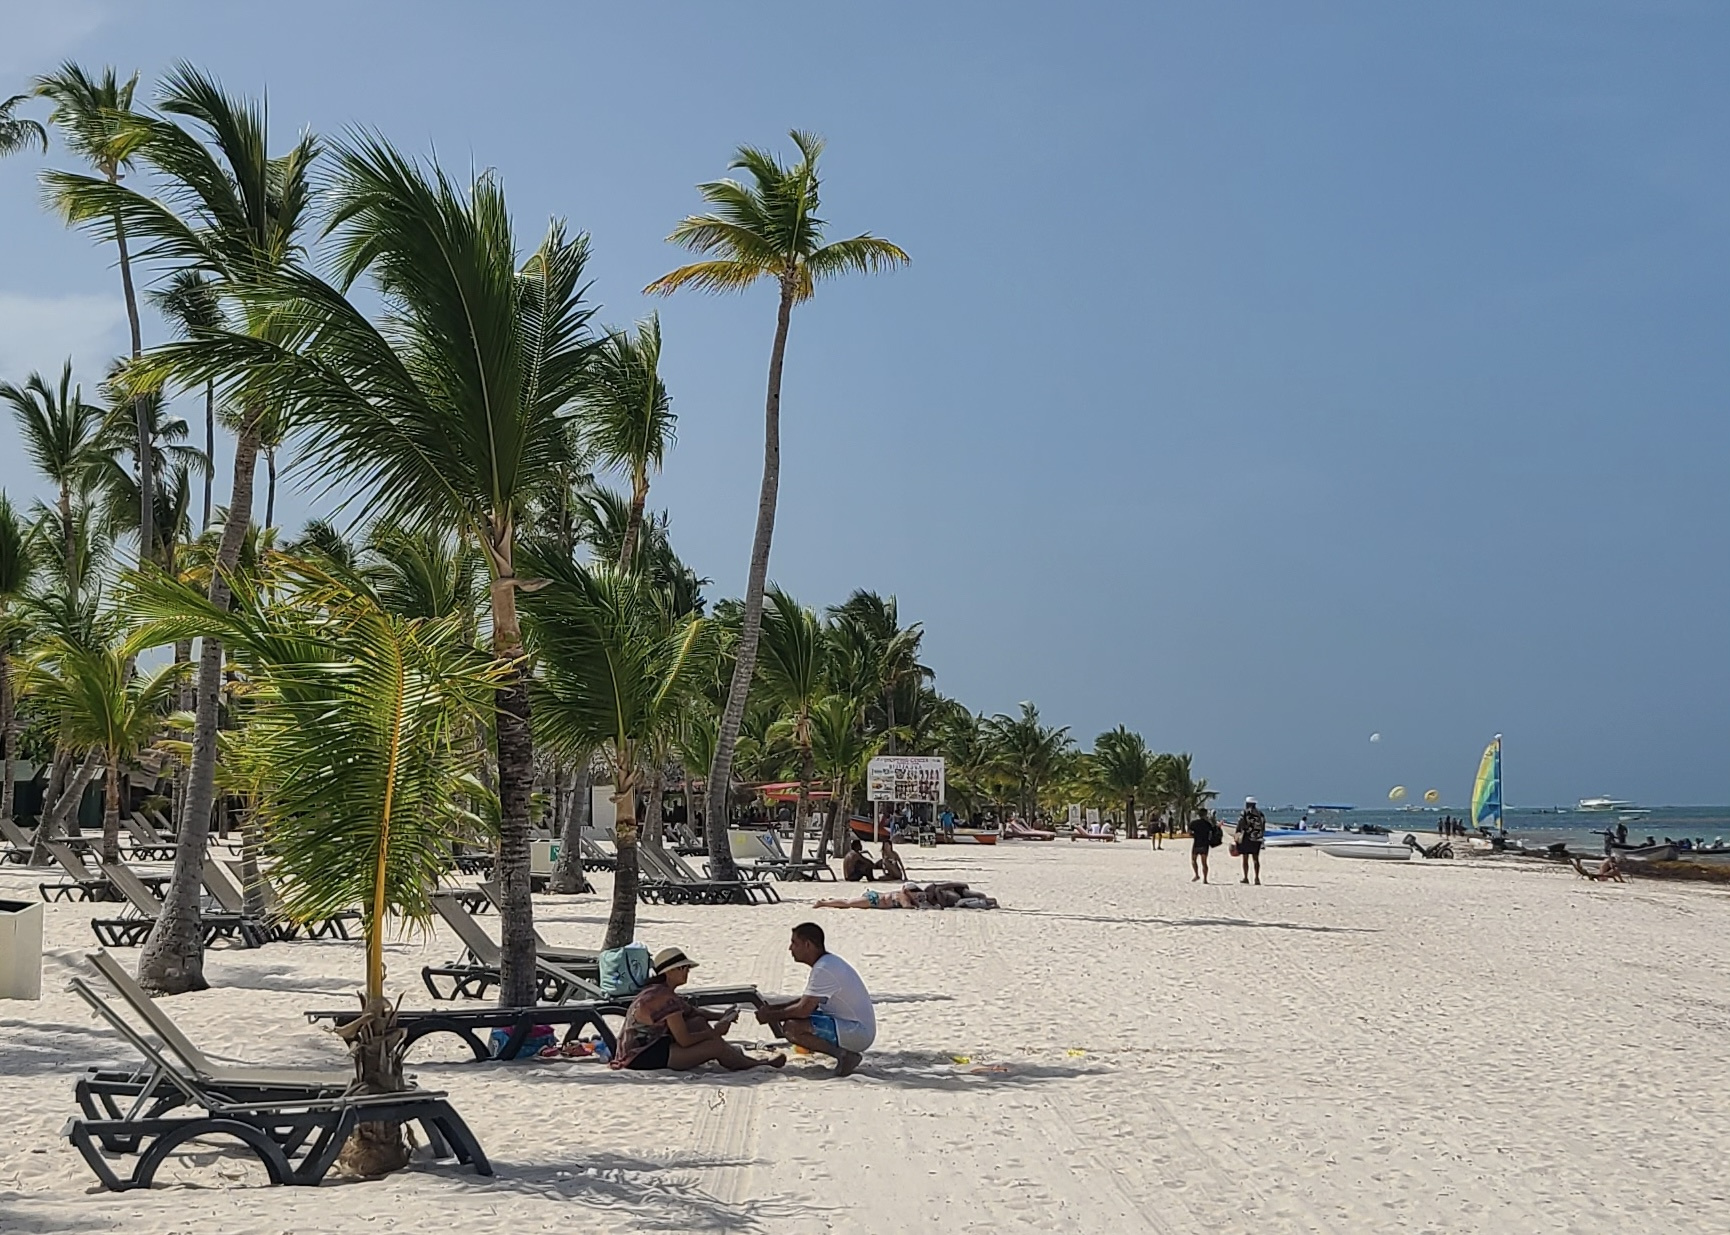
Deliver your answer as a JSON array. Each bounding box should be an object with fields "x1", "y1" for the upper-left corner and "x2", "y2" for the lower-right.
[{"x1": 1236, "y1": 796, "x2": 1267, "y2": 885}]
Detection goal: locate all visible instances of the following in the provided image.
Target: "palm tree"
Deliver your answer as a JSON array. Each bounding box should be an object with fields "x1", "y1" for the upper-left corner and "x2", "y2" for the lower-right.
[
  {"x1": 808, "y1": 693, "x2": 881, "y2": 859},
  {"x1": 0, "y1": 94, "x2": 47, "y2": 157},
  {"x1": 131, "y1": 559, "x2": 502, "y2": 1175},
  {"x1": 1093, "y1": 725, "x2": 1156, "y2": 837},
  {"x1": 33, "y1": 64, "x2": 152, "y2": 558},
  {"x1": 49, "y1": 64, "x2": 319, "y2": 993},
  {"x1": 580, "y1": 316, "x2": 674, "y2": 572},
  {"x1": 935, "y1": 706, "x2": 997, "y2": 821},
  {"x1": 147, "y1": 270, "x2": 221, "y2": 531},
  {"x1": 1155, "y1": 752, "x2": 1215, "y2": 831},
  {"x1": 31, "y1": 638, "x2": 186, "y2": 862},
  {"x1": 526, "y1": 555, "x2": 707, "y2": 951},
  {"x1": 830, "y1": 590, "x2": 927, "y2": 750},
  {"x1": 0, "y1": 497, "x2": 38, "y2": 823},
  {"x1": 647, "y1": 131, "x2": 908, "y2": 876},
  {"x1": 756, "y1": 587, "x2": 827, "y2": 860},
  {"x1": 1, "y1": 362, "x2": 107, "y2": 575},
  {"x1": 142, "y1": 136, "x2": 598, "y2": 1003},
  {"x1": 983, "y1": 702, "x2": 1074, "y2": 825}
]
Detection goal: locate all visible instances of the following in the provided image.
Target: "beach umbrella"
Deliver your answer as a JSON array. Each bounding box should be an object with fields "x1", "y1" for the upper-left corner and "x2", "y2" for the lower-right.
[{"x1": 1388, "y1": 785, "x2": 1407, "y2": 802}]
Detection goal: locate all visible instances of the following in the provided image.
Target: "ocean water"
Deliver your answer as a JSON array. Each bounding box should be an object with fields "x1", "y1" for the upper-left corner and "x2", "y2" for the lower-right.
[{"x1": 1257, "y1": 805, "x2": 1730, "y2": 847}]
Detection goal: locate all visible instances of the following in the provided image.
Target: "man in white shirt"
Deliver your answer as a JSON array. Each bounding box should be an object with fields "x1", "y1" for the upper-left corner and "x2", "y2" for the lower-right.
[{"x1": 755, "y1": 922, "x2": 875, "y2": 1076}]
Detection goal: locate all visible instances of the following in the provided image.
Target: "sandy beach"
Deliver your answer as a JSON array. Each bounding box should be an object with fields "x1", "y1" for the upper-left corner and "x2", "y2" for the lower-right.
[{"x1": 3, "y1": 841, "x2": 1727, "y2": 1234}]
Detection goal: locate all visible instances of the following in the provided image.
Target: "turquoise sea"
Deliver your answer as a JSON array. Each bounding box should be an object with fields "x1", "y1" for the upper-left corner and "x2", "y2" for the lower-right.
[{"x1": 1257, "y1": 805, "x2": 1730, "y2": 847}]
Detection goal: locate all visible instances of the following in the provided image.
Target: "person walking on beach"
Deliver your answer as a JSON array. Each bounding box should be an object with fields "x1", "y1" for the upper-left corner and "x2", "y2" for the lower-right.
[
  {"x1": 1189, "y1": 811, "x2": 1213, "y2": 882},
  {"x1": 755, "y1": 923, "x2": 875, "y2": 1077},
  {"x1": 1236, "y1": 796, "x2": 1266, "y2": 885}
]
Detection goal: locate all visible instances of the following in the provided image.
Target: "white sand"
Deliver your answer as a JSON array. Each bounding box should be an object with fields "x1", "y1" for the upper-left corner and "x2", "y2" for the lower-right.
[{"x1": 2, "y1": 841, "x2": 1728, "y2": 1233}]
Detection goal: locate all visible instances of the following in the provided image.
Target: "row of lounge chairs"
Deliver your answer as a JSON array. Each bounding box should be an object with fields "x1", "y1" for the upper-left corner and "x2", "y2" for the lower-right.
[{"x1": 68, "y1": 950, "x2": 490, "y2": 1190}]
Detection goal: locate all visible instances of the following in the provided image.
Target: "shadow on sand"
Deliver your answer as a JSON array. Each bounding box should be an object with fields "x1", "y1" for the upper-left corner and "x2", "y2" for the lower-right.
[{"x1": 1001, "y1": 909, "x2": 1376, "y2": 934}]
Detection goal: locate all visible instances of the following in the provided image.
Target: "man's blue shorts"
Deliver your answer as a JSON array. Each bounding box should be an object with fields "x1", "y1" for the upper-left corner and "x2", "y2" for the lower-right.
[{"x1": 808, "y1": 1014, "x2": 840, "y2": 1047}]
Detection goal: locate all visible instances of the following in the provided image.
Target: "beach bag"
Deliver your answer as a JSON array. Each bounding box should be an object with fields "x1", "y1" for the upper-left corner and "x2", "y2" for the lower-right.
[
  {"x1": 600, "y1": 943, "x2": 652, "y2": 997},
  {"x1": 1209, "y1": 822, "x2": 1224, "y2": 848},
  {"x1": 490, "y1": 1024, "x2": 557, "y2": 1060}
]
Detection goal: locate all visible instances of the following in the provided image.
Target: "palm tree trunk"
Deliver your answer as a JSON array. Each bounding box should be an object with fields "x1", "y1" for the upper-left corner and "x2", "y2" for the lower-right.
[
  {"x1": 550, "y1": 757, "x2": 591, "y2": 895},
  {"x1": 0, "y1": 646, "x2": 14, "y2": 825},
  {"x1": 488, "y1": 554, "x2": 538, "y2": 1008},
  {"x1": 264, "y1": 447, "x2": 277, "y2": 530},
  {"x1": 703, "y1": 282, "x2": 795, "y2": 881},
  {"x1": 602, "y1": 776, "x2": 639, "y2": 951},
  {"x1": 618, "y1": 471, "x2": 648, "y2": 572},
  {"x1": 643, "y1": 762, "x2": 665, "y2": 851},
  {"x1": 202, "y1": 381, "x2": 214, "y2": 531},
  {"x1": 101, "y1": 754, "x2": 122, "y2": 865},
  {"x1": 790, "y1": 739, "x2": 813, "y2": 862},
  {"x1": 113, "y1": 206, "x2": 153, "y2": 568},
  {"x1": 30, "y1": 748, "x2": 102, "y2": 861},
  {"x1": 137, "y1": 410, "x2": 263, "y2": 995},
  {"x1": 816, "y1": 776, "x2": 846, "y2": 862},
  {"x1": 59, "y1": 489, "x2": 74, "y2": 582}
]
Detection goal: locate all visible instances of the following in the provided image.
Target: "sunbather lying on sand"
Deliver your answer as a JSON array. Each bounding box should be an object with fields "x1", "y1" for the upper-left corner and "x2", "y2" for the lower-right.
[{"x1": 814, "y1": 881, "x2": 998, "y2": 910}]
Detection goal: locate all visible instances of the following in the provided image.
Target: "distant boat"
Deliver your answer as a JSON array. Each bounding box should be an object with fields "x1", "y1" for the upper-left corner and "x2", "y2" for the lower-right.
[
  {"x1": 1472, "y1": 736, "x2": 1504, "y2": 835},
  {"x1": 1578, "y1": 797, "x2": 1635, "y2": 812}
]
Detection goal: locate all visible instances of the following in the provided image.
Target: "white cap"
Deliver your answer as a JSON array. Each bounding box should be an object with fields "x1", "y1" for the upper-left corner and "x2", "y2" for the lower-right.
[{"x1": 1245, "y1": 796, "x2": 1257, "y2": 804}]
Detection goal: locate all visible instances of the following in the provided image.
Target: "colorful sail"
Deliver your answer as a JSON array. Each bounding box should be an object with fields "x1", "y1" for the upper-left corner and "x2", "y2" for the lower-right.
[{"x1": 1472, "y1": 735, "x2": 1503, "y2": 833}]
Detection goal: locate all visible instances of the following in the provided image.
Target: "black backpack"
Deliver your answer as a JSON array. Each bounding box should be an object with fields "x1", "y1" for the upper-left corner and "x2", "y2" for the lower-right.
[{"x1": 1208, "y1": 821, "x2": 1224, "y2": 848}]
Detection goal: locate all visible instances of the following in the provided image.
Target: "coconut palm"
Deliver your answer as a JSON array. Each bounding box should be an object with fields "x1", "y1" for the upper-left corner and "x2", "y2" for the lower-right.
[
  {"x1": 756, "y1": 587, "x2": 827, "y2": 860},
  {"x1": 30, "y1": 638, "x2": 187, "y2": 862},
  {"x1": 935, "y1": 706, "x2": 998, "y2": 821},
  {"x1": 829, "y1": 590, "x2": 927, "y2": 750},
  {"x1": 646, "y1": 131, "x2": 908, "y2": 876},
  {"x1": 983, "y1": 702, "x2": 1074, "y2": 825},
  {"x1": 0, "y1": 496, "x2": 38, "y2": 823},
  {"x1": 130, "y1": 559, "x2": 501, "y2": 1174},
  {"x1": 525, "y1": 554, "x2": 707, "y2": 950},
  {"x1": 1155, "y1": 752, "x2": 1215, "y2": 830},
  {"x1": 1092, "y1": 726, "x2": 1156, "y2": 837},
  {"x1": 138, "y1": 135, "x2": 598, "y2": 1002},
  {"x1": 580, "y1": 315, "x2": 673, "y2": 571},
  {"x1": 49, "y1": 64, "x2": 319, "y2": 993},
  {"x1": 33, "y1": 64, "x2": 153, "y2": 557},
  {"x1": 808, "y1": 693, "x2": 882, "y2": 859},
  {"x1": 147, "y1": 270, "x2": 222, "y2": 531},
  {"x1": 0, "y1": 93, "x2": 47, "y2": 157},
  {"x1": 1, "y1": 362, "x2": 108, "y2": 575}
]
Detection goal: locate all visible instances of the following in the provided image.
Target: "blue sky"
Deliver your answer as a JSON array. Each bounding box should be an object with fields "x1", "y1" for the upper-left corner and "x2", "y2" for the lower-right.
[{"x1": 0, "y1": 1, "x2": 1724, "y2": 806}]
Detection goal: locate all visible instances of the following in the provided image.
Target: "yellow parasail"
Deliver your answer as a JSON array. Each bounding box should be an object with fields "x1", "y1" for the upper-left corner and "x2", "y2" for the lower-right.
[
  {"x1": 1424, "y1": 789, "x2": 1440, "y2": 803},
  {"x1": 1388, "y1": 785, "x2": 1407, "y2": 801}
]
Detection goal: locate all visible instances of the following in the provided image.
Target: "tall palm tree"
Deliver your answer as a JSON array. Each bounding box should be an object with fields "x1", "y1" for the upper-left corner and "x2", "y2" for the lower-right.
[
  {"x1": 0, "y1": 94, "x2": 47, "y2": 157},
  {"x1": 1092, "y1": 725, "x2": 1156, "y2": 837},
  {"x1": 0, "y1": 497, "x2": 38, "y2": 823},
  {"x1": 808, "y1": 692, "x2": 881, "y2": 859},
  {"x1": 143, "y1": 136, "x2": 598, "y2": 1004},
  {"x1": 984, "y1": 702, "x2": 1074, "y2": 825},
  {"x1": 49, "y1": 63, "x2": 319, "y2": 993},
  {"x1": 1155, "y1": 752, "x2": 1215, "y2": 830},
  {"x1": 526, "y1": 555, "x2": 707, "y2": 951},
  {"x1": 830, "y1": 590, "x2": 927, "y2": 750},
  {"x1": 1, "y1": 362, "x2": 107, "y2": 575},
  {"x1": 580, "y1": 315, "x2": 674, "y2": 572},
  {"x1": 147, "y1": 269, "x2": 221, "y2": 531},
  {"x1": 756, "y1": 587, "x2": 827, "y2": 860},
  {"x1": 647, "y1": 131, "x2": 908, "y2": 876},
  {"x1": 131, "y1": 560, "x2": 502, "y2": 1175},
  {"x1": 33, "y1": 64, "x2": 152, "y2": 558}
]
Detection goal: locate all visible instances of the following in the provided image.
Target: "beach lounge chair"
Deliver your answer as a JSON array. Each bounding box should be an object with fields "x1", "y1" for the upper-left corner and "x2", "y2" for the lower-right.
[
  {"x1": 68, "y1": 956, "x2": 488, "y2": 1190},
  {"x1": 120, "y1": 813, "x2": 176, "y2": 860},
  {"x1": 1070, "y1": 821, "x2": 1117, "y2": 842},
  {"x1": 738, "y1": 828, "x2": 838, "y2": 882},
  {"x1": 38, "y1": 840, "x2": 125, "y2": 902},
  {"x1": 634, "y1": 835, "x2": 781, "y2": 906},
  {"x1": 1, "y1": 816, "x2": 37, "y2": 864},
  {"x1": 421, "y1": 889, "x2": 603, "y2": 1002},
  {"x1": 220, "y1": 859, "x2": 360, "y2": 940},
  {"x1": 578, "y1": 832, "x2": 618, "y2": 871},
  {"x1": 91, "y1": 862, "x2": 270, "y2": 949},
  {"x1": 1002, "y1": 820, "x2": 1057, "y2": 841}
]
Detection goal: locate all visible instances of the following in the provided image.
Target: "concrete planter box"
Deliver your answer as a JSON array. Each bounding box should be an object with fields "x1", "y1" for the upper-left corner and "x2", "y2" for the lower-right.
[
  {"x1": 0, "y1": 899, "x2": 43, "y2": 1000},
  {"x1": 530, "y1": 840, "x2": 561, "y2": 876}
]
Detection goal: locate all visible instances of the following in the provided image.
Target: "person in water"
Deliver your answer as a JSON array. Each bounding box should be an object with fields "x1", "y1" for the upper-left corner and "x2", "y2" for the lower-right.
[{"x1": 610, "y1": 947, "x2": 786, "y2": 1073}]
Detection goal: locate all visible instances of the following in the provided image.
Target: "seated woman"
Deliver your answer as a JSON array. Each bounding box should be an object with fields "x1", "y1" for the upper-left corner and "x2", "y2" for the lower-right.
[
  {"x1": 878, "y1": 837, "x2": 907, "y2": 882},
  {"x1": 610, "y1": 947, "x2": 787, "y2": 1073}
]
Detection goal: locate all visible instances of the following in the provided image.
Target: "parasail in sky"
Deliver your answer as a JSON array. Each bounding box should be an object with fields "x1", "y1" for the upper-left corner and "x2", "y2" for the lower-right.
[{"x1": 1388, "y1": 785, "x2": 1407, "y2": 801}]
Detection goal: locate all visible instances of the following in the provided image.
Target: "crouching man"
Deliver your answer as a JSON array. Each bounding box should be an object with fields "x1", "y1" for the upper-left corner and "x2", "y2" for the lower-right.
[{"x1": 755, "y1": 922, "x2": 875, "y2": 1077}]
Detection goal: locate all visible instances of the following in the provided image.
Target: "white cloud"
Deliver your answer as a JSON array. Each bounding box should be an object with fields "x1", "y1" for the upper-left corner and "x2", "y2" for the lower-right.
[
  {"x1": 0, "y1": 290, "x2": 127, "y2": 382},
  {"x1": 0, "y1": 1, "x2": 109, "y2": 75}
]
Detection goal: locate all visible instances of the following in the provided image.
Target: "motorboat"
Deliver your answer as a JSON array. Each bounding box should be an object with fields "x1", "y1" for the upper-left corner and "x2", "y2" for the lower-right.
[
  {"x1": 1321, "y1": 840, "x2": 1413, "y2": 861},
  {"x1": 1578, "y1": 797, "x2": 1635, "y2": 812}
]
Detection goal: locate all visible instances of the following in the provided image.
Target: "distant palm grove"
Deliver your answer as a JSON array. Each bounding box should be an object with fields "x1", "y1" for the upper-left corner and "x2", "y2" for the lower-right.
[{"x1": 0, "y1": 65, "x2": 1211, "y2": 1009}]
